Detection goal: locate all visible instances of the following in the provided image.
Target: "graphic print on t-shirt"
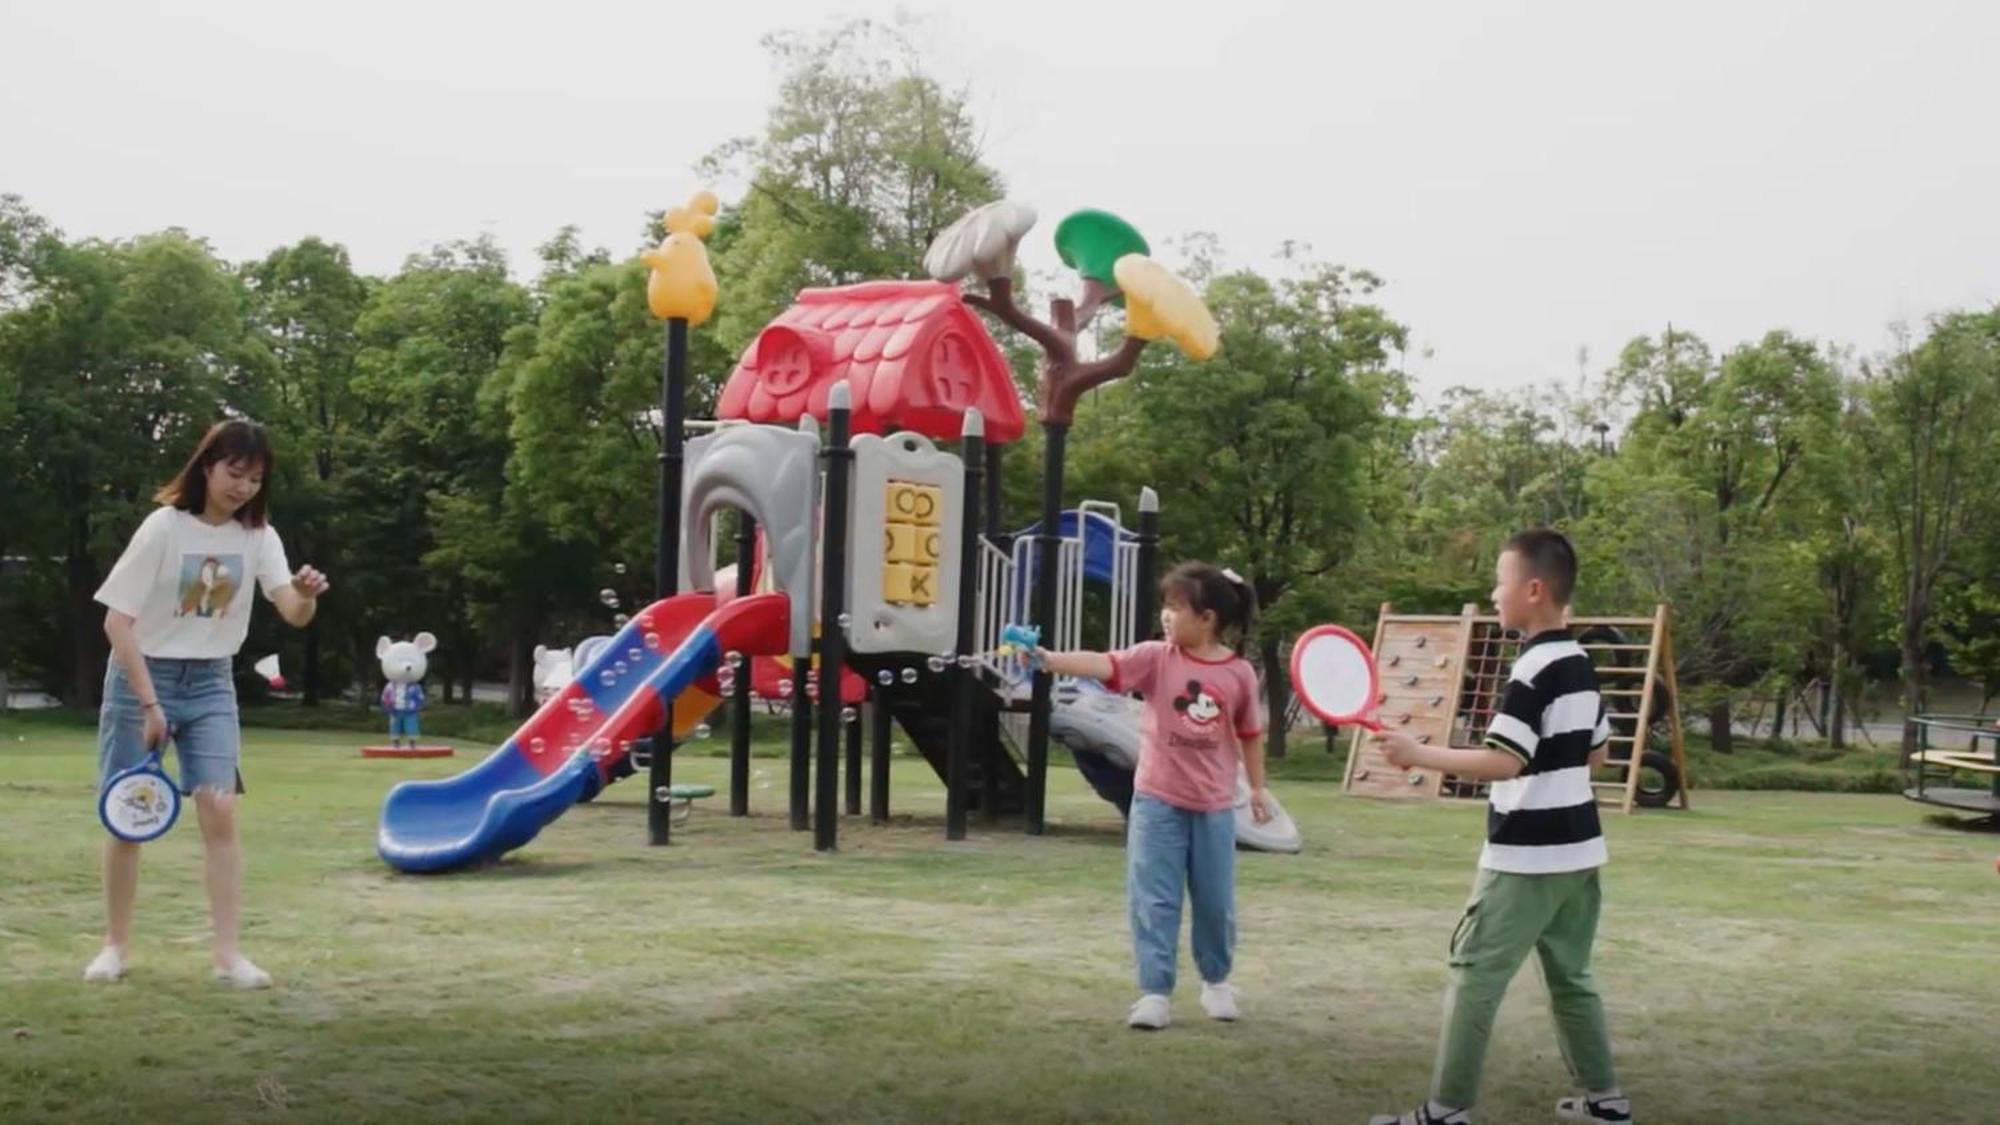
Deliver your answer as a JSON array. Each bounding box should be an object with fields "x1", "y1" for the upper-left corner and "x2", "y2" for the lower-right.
[
  {"x1": 1170, "y1": 680, "x2": 1224, "y2": 731},
  {"x1": 175, "y1": 553, "x2": 244, "y2": 619}
]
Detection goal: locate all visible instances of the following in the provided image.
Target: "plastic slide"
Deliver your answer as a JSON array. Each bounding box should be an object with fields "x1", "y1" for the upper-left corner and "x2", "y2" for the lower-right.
[
  {"x1": 377, "y1": 592, "x2": 790, "y2": 873},
  {"x1": 1048, "y1": 680, "x2": 1303, "y2": 854}
]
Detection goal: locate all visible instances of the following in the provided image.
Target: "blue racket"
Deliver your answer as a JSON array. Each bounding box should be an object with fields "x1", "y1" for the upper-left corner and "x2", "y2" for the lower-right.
[{"x1": 100, "y1": 745, "x2": 182, "y2": 843}]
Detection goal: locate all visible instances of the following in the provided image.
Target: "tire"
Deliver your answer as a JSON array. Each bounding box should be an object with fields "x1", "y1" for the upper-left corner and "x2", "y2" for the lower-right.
[{"x1": 1633, "y1": 750, "x2": 1680, "y2": 809}]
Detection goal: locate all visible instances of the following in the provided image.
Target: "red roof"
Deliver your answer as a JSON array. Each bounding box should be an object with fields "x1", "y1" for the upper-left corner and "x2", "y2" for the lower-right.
[{"x1": 716, "y1": 280, "x2": 1026, "y2": 444}]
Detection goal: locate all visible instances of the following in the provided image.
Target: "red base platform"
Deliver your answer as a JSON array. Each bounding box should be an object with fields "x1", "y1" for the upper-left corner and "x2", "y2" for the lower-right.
[{"x1": 361, "y1": 745, "x2": 456, "y2": 759}]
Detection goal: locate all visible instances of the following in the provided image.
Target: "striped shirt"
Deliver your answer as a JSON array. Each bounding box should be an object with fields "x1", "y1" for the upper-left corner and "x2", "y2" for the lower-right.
[{"x1": 1480, "y1": 629, "x2": 1611, "y2": 874}]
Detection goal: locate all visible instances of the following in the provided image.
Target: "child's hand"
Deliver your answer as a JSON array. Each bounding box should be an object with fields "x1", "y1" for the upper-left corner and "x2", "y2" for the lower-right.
[
  {"x1": 1026, "y1": 646, "x2": 1050, "y2": 672},
  {"x1": 292, "y1": 566, "x2": 330, "y2": 599},
  {"x1": 1370, "y1": 730, "x2": 1425, "y2": 770},
  {"x1": 1249, "y1": 786, "x2": 1275, "y2": 824}
]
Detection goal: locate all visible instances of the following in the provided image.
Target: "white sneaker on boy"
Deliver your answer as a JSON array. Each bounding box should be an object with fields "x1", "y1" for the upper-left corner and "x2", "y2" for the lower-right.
[
  {"x1": 1199, "y1": 980, "x2": 1240, "y2": 1021},
  {"x1": 1126, "y1": 993, "x2": 1170, "y2": 1030}
]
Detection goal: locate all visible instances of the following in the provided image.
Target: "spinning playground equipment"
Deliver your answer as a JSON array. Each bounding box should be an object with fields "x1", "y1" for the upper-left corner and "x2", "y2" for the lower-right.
[
  {"x1": 375, "y1": 194, "x2": 1289, "y2": 871},
  {"x1": 1338, "y1": 603, "x2": 1690, "y2": 816},
  {"x1": 1904, "y1": 714, "x2": 2000, "y2": 823}
]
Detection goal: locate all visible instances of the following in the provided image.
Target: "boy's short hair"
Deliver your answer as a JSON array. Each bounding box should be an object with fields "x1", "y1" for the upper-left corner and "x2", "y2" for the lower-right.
[{"x1": 1503, "y1": 527, "x2": 1578, "y2": 606}]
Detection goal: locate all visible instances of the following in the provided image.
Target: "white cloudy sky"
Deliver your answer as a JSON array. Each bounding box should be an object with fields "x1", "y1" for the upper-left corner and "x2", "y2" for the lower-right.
[{"x1": 5, "y1": 0, "x2": 1996, "y2": 394}]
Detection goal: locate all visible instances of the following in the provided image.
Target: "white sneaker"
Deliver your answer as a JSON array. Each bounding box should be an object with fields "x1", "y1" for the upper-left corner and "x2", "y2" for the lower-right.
[
  {"x1": 213, "y1": 956, "x2": 273, "y2": 989},
  {"x1": 1556, "y1": 1092, "x2": 1633, "y2": 1122},
  {"x1": 1126, "y1": 993, "x2": 1170, "y2": 1030},
  {"x1": 82, "y1": 947, "x2": 126, "y2": 983},
  {"x1": 1199, "y1": 980, "x2": 1240, "y2": 1021}
]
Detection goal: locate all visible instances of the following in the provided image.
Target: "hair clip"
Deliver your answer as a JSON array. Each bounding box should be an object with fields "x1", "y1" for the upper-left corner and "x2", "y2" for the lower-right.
[{"x1": 1220, "y1": 566, "x2": 1245, "y2": 584}]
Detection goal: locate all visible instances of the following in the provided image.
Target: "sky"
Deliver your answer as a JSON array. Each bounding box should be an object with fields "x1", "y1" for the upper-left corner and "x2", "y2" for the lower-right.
[{"x1": 5, "y1": 0, "x2": 1997, "y2": 398}]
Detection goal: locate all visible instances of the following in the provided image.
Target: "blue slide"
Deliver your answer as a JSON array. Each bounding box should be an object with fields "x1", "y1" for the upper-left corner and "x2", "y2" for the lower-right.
[{"x1": 376, "y1": 593, "x2": 789, "y2": 873}]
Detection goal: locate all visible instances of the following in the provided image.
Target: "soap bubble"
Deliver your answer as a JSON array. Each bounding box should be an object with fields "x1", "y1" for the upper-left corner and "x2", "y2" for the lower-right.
[
  {"x1": 613, "y1": 613, "x2": 630, "y2": 629},
  {"x1": 927, "y1": 656, "x2": 948, "y2": 673},
  {"x1": 614, "y1": 562, "x2": 628, "y2": 575},
  {"x1": 627, "y1": 648, "x2": 643, "y2": 664},
  {"x1": 599, "y1": 588, "x2": 620, "y2": 608},
  {"x1": 836, "y1": 613, "x2": 853, "y2": 628},
  {"x1": 877, "y1": 670, "x2": 894, "y2": 685},
  {"x1": 777, "y1": 679, "x2": 794, "y2": 698},
  {"x1": 900, "y1": 668, "x2": 919, "y2": 684},
  {"x1": 653, "y1": 786, "x2": 671, "y2": 802},
  {"x1": 599, "y1": 671, "x2": 617, "y2": 687},
  {"x1": 644, "y1": 632, "x2": 663, "y2": 651},
  {"x1": 693, "y1": 724, "x2": 711, "y2": 740},
  {"x1": 529, "y1": 737, "x2": 546, "y2": 755},
  {"x1": 840, "y1": 706, "x2": 858, "y2": 723},
  {"x1": 614, "y1": 661, "x2": 629, "y2": 676}
]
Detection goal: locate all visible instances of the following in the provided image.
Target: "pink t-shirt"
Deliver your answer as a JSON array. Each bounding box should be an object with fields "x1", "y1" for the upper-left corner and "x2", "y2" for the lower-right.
[{"x1": 1106, "y1": 640, "x2": 1264, "y2": 812}]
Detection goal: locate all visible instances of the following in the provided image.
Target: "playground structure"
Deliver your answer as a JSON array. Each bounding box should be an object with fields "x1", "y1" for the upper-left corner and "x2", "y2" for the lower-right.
[
  {"x1": 1341, "y1": 603, "x2": 1690, "y2": 816},
  {"x1": 1904, "y1": 714, "x2": 2000, "y2": 823},
  {"x1": 376, "y1": 198, "x2": 1296, "y2": 873}
]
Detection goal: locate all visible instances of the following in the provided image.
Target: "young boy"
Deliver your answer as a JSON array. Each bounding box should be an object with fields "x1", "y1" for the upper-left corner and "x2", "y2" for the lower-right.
[{"x1": 1368, "y1": 529, "x2": 1631, "y2": 1125}]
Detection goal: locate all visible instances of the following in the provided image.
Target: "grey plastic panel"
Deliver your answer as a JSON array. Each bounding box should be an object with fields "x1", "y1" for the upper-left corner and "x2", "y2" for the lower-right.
[
  {"x1": 846, "y1": 429, "x2": 966, "y2": 655},
  {"x1": 680, "y1": 423, "x2": 821, "y2": 657}
]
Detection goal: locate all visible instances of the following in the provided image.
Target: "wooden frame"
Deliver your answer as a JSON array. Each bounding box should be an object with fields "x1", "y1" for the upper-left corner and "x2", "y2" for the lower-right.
[{"x1": 1340, "y1": 603, "x2": 1690, "y2": 815}]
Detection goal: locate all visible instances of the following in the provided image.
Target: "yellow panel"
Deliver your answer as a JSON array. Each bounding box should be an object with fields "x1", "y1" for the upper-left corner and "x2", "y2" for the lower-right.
[
  {"x1": 886, "y1": 481, "x2": 942, "y2": 527},
  {"x1": 885, "y1": 523, "x2": 922, "y2": 565},
  {"x1": 883, "y1": 563, "x2": 916, "y2": 604},
  {"x1": 905, "y1": 565, "x2": 938, "y2": 606},
  {"x1": 918, "y1": 528, "x2": 942, "y2": 565},
  {"x1": 882, "y1": 563, "x2": 940, "y2": 606}
]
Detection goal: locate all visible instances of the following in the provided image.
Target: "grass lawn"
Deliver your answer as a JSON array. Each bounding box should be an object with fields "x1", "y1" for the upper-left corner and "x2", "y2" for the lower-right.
[{"x1": 3, "y1": 714, "x2": 1997, "y2": 1124}]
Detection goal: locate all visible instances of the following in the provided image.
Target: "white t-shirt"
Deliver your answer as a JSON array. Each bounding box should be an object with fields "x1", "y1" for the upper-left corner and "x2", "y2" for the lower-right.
[{"x1": 94, "y1": 507, "x2": 293, "y2": 659}]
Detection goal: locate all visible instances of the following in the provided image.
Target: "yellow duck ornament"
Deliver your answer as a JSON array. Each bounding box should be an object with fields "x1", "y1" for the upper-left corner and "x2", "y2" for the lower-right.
[{"x1": 642, "y1": 191, "x2": 720, "y2": 326}]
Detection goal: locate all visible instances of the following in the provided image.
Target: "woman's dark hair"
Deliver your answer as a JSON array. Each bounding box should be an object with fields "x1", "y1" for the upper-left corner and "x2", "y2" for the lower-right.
[
  {"x1": 1160, "y1": 561, "x2": 1257, "y2": 645},
  {"x1": 155, "y1": 420, "x2": 275, "y2": 528}
]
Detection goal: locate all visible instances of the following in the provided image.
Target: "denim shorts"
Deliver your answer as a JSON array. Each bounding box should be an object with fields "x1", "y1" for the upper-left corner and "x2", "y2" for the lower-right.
[{"x1": 98, "y1": 657, "x2": 243, "y2": 796}]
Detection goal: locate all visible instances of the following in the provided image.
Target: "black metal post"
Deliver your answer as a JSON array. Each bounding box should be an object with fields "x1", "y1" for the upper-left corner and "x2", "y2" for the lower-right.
[
  {"x1": 1024, "y1": 422, "x2": 1067, "y2": 835},
  {"x1": 814, "y1": 388, "x2": 853, "y2": 853},
  {"x1": 1135, "y1": 486, "x2": 1160, "y2": 644},
  {"x1": 869, "y1": 690, "x2": 893, "y2": 822},
  {"x1": 789, "y1": 658, "x2": 811, "y2": 831},
  {"x1": 844, "y1": 704, "x2": 862, "y2": 815},
  {"x1": 648, "y1": 317, "x2": 689, "y2": 846},
  {"x1": 729, "y1": 512, "x2": 757, "y2": 816},
  {"x1": 948, "y1": 414, "x2": 985, "y2": 841}
]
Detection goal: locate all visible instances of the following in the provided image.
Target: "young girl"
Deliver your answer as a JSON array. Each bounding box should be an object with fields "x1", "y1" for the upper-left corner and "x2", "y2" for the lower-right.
[
  {"x1": 86, "y1": 420, "x2": 329, "y2": 989},
  {"x1": 1037, "y1": 561, "x2": 1273, "y2": 1030}
]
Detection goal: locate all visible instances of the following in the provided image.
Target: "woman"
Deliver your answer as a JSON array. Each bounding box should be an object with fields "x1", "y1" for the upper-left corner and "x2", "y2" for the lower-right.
[{"x1": 85, "y1": 420, "x2": 328, "y2": 988}]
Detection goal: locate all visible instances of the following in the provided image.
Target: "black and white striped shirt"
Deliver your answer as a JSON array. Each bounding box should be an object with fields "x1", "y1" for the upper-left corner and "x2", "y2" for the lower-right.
[{"x1": 1480, "y1": 629, "x2": 1611, "y2": 874}]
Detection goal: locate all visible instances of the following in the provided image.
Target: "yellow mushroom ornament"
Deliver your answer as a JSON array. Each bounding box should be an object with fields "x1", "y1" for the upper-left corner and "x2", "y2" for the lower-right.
[
  {"x1": 1112, "y1": 254, "x2": 1219, "y2": 360},
  {"x1": 642, "y1": 191, "x2": 720, "y2": 326}
]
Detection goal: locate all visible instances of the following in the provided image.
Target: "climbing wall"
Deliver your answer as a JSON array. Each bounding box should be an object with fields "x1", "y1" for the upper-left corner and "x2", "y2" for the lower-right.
[
  {"x1": 1341, "y1": 604, "x2": 1689, "y2": 814},
  {"x1": 1341, "y1": 611, "x2": 1472, "y2": 799}
]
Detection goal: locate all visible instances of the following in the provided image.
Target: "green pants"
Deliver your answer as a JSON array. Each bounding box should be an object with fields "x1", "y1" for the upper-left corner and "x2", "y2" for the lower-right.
[{"x1": 1431, "y1": 866, "x2": 1617, "y2": 1108}]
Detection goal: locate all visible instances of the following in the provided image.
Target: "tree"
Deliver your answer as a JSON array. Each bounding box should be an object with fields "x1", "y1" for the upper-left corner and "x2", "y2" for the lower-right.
[
  {"x1": 700, "y1": 19, "x2": 1005, "y2": 358},
  {"x1": 243, "y1": 238, "x2": 370, "y2": 703},
  {"x1": 1858, "y1": 310, "x2": 2000, "y2": 757},
  {"x1": 345, "y1": 238, "x2": 531, "y2": 703},
  {"x1": 1106, "y1": 262, "x2": 1401, "y2": 757},
  {"x1": 0, "y1": 228, "x2": 270, "y2": 703},
  {"x1": 1590, "y1": 329, "x2": 1840, "y2": 753}
]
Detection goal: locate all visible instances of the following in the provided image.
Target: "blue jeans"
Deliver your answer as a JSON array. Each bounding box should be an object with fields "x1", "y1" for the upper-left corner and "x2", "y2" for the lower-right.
[
  {"x1": 388, "y1": 711, "x2": 421, "y2": 739},
  {"x1": 98, "y1": 657, "x2": 242, "y2": 795},
  {"x1": 1127, "y1": 792, "x2": 1236, "y2": 995}
]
